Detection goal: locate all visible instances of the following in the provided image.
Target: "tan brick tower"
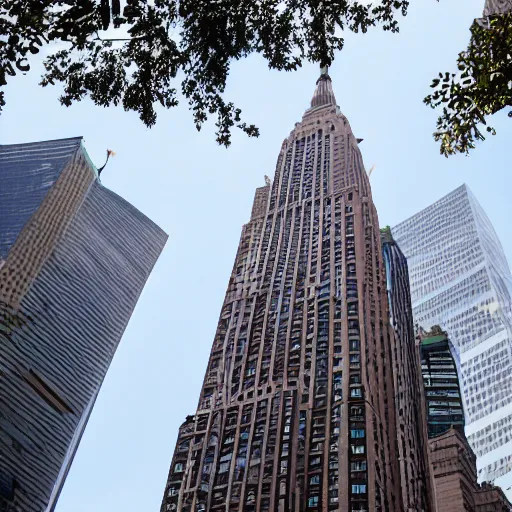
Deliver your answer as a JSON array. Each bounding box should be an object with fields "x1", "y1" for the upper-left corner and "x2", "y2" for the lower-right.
[
  {"x1": 0, "y1": 138, "x2": 167, "y2": 512},
  {"x1": 160, "y1": 71, "x2": 403, "y2": 512}
]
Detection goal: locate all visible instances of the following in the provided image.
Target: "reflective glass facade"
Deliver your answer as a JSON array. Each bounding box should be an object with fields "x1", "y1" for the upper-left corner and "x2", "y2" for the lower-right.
[
  {"x1": 392, "y1": 184, "x2": 512, "y2": 497},
  {"x1": 419, "y1": 330, "x2": 465, "y2": 438},
  {"x1": 0, "y1": 138, "x2": 167, "y2": 511}
]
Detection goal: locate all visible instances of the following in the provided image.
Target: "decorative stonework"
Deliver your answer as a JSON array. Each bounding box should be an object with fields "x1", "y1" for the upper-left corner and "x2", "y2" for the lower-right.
[
  {"x1": 483, "y1": 0, "x2": 512, "y2": 17},
  {"x1": 160, "y1": 74, "x2": 406, "y2": 512}
]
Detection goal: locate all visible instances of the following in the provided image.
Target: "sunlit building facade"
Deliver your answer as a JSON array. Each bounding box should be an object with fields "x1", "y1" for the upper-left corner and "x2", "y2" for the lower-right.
[{"x1": 392, "y1": 185, "x2": 512, "y2": 496}]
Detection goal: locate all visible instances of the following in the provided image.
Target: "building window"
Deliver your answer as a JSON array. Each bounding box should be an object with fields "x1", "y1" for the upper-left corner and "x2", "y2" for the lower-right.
[
  {"x1": 351, "y1": 444, "x2": 365, "y2": 454},
  {"x1": 350, "y1": 406, "x2": 363, "y2": 417},
  {"x1": 308, "y1": 496, "x2": 319, "y2": 507},
  {"x1": 310, "y1": 475, "x2": 320, "y2": 485},
  {"x1": 350, "y1": 429, "x2": 365, "y2": 439},
  {"x1": 349, "y1": 374, "x2": 361, "y2": 385},
  {"x1": 247, "y1": 491, "x2": 256, "y2": 504},
  {"x1": 350, "y1": 388, "x2": 362, "y2": 398},
  {"x1": 351, "y1": 461, "x2": 367, "y2": 472},
  {"x1": 219, "y1": 462, "x2": 230, "y2": 473},
  {"x1": 350, "y1": 340, "x2": 360, "y2": 351},
  {"x1": 351, "y1": 484, "x2": 367, "y2": 494}
]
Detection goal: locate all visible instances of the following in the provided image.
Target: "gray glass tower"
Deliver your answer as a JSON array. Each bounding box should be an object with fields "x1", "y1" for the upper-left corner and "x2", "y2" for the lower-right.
[
  {"x1": 392, "y1": 184, "x2": 512, "y2": 496},
  {"x1": 0, "y1": 138, "x2": 167, "y2": 511}
]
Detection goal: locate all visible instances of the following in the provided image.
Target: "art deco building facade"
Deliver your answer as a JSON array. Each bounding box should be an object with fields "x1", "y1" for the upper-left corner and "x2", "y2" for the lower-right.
[
  {"x1": 392, "y1": 185, "x2": 512, "y2": 494},
  {"x1": 160, "y1": 72, "x2": 404, "y2": 512},
  {"x1": 0, "y1": 138, "x2": 167, "y2": 511},
  {"x1": 381, "y1": 229, "x2": 435, "y2": 512}
]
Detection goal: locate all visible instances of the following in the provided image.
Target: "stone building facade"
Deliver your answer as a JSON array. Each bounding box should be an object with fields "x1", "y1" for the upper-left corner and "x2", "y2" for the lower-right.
[
  {"x1": 160, "y1": 71, "x2": 407, "y2": 512},
  {"x1": 429, "y1": 428, "x2": 511, "y2": 511},
  {"x1": 476, "y1": 482, "x2": 512, "y2": 511}
]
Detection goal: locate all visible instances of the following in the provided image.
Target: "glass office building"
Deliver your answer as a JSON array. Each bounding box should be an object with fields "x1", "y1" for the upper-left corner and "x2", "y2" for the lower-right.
[
  {"x1": 392, "y1": 184, "x2": 512, "y2": 496},
  {"x1": 0, "y1": 138, "x2": 167, "y2": 511}
]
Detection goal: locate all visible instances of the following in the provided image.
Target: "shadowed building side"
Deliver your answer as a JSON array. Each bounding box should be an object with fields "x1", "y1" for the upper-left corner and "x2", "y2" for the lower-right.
[{"x1": 381, "y1": 228, "x2": 436, "y2": 512}]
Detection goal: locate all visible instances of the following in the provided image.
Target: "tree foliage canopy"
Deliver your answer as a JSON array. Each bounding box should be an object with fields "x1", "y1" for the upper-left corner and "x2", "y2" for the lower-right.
[
  {"x1": 424, "y1": 12, "x2": 512, "y2": 157},
  {"x1": 1, "y1": 0, "x2": 409, "y2": 145}
]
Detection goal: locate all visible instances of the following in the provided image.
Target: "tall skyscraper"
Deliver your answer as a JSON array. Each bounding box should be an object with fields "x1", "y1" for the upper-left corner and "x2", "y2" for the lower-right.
[
  {"x1": 392, "y1": 185, "x2": 512, "y2": 495},
  {"x1": 160, "y1": 71, "x2": 405, "y2": 512},
  {"x1": 0, "y1": 138, "x2": 167, "y2": 511},
  {"x1": 381, "y1": 228, "x2": 435, "y2": 511}
]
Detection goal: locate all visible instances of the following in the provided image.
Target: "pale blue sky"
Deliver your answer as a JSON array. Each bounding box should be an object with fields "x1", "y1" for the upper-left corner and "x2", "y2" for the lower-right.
[{"x1": 1, "y1": 1, "x2": 511, "y2": 510}]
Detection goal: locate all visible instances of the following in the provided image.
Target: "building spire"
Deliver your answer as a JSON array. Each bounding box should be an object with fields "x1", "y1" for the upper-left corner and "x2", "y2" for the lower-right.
[{"x1": 311, "y1": 64, "x2": 336, "y2": 108}]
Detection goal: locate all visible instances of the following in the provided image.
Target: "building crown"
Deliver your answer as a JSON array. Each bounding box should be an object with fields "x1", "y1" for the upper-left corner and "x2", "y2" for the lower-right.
[{"x1": 311, "y1": 66, "x2": 337, "y2": 108}]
